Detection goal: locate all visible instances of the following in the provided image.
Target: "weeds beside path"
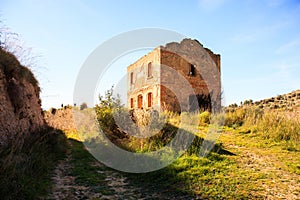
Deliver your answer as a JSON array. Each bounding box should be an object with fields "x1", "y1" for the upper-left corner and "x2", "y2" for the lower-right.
[
  {"x1": 47, "y1": 139, "x2": 196, "y2": 200},
  {"x1": 220, "y1": 130, "x2": 300, "y2": 199},
  {"x1": 47, "y1": 129, "x2": 300, "y2": 199}
]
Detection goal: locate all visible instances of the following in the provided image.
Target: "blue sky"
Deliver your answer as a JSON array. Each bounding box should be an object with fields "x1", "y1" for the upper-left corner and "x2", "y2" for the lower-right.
[{"x1": 1, "y1": 0, "x2": 300, "y2": 109}]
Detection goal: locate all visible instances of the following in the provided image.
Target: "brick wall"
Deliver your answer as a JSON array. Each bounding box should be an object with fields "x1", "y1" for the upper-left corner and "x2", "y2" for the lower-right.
[{"x1": 127, "y1": 39, "x2": 221, "y2": 113}]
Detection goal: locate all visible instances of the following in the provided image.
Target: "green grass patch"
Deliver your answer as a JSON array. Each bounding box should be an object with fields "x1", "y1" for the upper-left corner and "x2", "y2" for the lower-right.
[
  {"x1": 125, "y1": 152, "x2": 262, "y2": 199},
  {"x1": 0, "y1": 127, "x2": 67, "y2": 199},
  {"x1": 68, "y1": 139, "x2": 115, "y2": 194}
]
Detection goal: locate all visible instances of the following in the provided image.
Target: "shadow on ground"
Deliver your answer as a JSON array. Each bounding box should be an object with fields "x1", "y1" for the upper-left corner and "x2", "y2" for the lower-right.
[{"x1": 65, "y1": 123, "x2": 236, "y2": 199}]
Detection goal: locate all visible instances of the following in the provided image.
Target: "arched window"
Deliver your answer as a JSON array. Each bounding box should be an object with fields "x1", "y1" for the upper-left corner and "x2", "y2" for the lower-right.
[
  {"x1": 137, "y1": 94, "x2": 143, "y2": 109},
  {"x1": 147, "y1": 92, "x2": 152, "y2": 107},
  {"x1": 147, "y1": 62, "x2": 152, "y2": 77}
]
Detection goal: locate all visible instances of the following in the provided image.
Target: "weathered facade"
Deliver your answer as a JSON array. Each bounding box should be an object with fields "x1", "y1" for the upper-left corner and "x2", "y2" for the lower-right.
[{"x1": 127, "y1": 39, "x2": 221, "y2": 113}]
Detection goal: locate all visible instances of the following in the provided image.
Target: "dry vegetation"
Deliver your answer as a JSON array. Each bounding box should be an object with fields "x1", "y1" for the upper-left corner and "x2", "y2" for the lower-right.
[
  {"x1": 52, "y1": 88, "x2": 296, "y2": 199},
  {"x1": 1, "y1": 23, "x2": 299, "y2": 198},
  {"x1": 0, "y1": 26, "x2": 67, "y2": 199}
]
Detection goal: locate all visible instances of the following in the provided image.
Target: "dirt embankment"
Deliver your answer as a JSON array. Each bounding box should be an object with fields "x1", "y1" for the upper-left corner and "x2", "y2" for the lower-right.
[
  {"x1": 44, "y1": 107, "x2": 76, "y2": 132},
  {"x1": 0, "y1": 48, "x2": 44, "y2": 147}
]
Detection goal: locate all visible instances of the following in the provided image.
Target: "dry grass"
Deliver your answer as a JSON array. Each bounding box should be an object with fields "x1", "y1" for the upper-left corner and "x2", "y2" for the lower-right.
[
  {"x1": 0, "y1": 127, "x2": 67, "y2": 199},
  {"x1": 225, "y1": 107, "x2": 300, "y2": 146},
  {"x1": 0, "y1": 48, "x2": 40, "y2": 94}
]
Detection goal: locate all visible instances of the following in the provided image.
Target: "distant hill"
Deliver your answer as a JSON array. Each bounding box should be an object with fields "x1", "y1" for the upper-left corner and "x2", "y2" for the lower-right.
[{"x1": 230, "y1": 90, "x2": 300, "y2": 111}]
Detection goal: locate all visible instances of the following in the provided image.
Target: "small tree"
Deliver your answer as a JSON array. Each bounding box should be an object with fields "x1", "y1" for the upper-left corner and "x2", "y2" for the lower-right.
[
  {"x1": 95, "y1": 86, "x2": 123, "y2": 131},
  {"x1": 98, "y1": 86, "x2": 122, "y2": 109},
  {"x1": 80, "y1": 102, "x2": 88, "y2": 110}
]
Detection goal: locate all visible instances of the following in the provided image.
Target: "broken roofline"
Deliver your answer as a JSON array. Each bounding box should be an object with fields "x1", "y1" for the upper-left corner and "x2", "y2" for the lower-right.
[{"x1": 127, "y1": 38, "x2": 220, "y2": 71}]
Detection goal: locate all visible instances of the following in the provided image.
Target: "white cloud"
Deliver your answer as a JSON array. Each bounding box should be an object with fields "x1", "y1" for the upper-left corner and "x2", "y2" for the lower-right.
[
  {"x1": 265, "y1": 0, "x2": 284, "y2": 8},
  {"x1": 231, "y1": 21, "x2": 290, "y2": 44},
  {"x1": 198, "y1": 0, "x2": 227, "y2": 11},
  {"x1": 275, "y1": 37, "x2": 300, "y2": 55}
]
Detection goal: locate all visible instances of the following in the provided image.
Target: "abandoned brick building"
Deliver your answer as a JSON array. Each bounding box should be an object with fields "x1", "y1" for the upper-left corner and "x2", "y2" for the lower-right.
[{"x1": 127, "y1": 38, "x2": 221, "y2": 113}]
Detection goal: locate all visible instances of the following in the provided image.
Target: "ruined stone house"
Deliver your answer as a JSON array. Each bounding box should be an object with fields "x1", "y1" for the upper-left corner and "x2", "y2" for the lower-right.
[{"x1": 127, "y1": 39, "x2": 221, "y2": 113}]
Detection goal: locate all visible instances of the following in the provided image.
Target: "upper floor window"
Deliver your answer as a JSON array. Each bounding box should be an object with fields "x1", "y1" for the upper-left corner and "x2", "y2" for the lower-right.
[
  {"x1": 147, "y1": 62, "x2": 152, "y2": 78},
  {"x1": 189, "y1": 64, "x2": 195, "y2": 76},
  {"x1": 130, "y1": 72, "x2": 134, "y2": 84}
]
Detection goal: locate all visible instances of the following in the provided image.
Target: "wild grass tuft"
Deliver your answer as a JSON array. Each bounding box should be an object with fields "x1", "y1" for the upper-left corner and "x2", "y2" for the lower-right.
[
  {"x1": 0, "y1": 127, "x2": 67, "y2": 199},
  {"x1": 225, "y1": 107, "x2": 300, "y2": 150},
  {"x1": 0, "y1": 48, "x2": 40, "y2": 94}
]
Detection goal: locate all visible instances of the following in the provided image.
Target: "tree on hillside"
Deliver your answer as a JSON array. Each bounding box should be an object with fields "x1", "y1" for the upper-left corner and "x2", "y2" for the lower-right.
[
  {"x1": 80, "y1": 102, "x2": 88, "y2": 110},
  {"x1": 97, "y1": 86, "x2": 122, "y2": 109}
]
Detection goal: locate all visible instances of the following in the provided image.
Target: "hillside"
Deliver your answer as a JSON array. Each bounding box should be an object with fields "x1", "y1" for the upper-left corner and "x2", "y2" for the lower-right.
[
  {"x1": 255, "y1": 90, "x2": 300, "y2": 111},
  {"x1": 233, "y1": 90, "x2": 300, "y2": 111}
]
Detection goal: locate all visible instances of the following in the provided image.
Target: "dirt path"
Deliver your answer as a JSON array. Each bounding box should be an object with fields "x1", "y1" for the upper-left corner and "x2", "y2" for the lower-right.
[
  {"x1": 47, "y1": 131, "x2": 300, "y2": 199},
  {"x1": 220, "y1": 131, "x2": 300, "y2": 200},
  {"x1": 47, "y1": 142, "x2": 95, "y2": 200},
  {"x1": 47, "y1": 140, "x2": 194, "y2": 200}
]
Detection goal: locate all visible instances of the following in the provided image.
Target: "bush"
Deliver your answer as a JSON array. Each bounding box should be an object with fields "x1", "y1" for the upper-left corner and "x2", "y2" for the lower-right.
[
  {"x1": 199, "y1": 111, "x2": 210, "y2": 125},
  {"x1": 225, "y1": 108, "x2": 246, "y2": 127},
  {"x1": 80, "y1": 102, "x2": 88, "y2": 110}
]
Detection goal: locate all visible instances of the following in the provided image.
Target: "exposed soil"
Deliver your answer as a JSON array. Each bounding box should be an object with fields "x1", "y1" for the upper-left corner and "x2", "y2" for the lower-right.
[
  {"x1": 47, "y1": 142, "x2": 93, "y2": 200},
  {"x1": 47, "y1": 140, "x2": 195, "y2": 200}
]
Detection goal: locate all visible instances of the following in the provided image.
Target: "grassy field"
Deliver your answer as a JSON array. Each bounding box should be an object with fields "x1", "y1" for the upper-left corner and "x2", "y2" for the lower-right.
[
  {"x1": 2, "y1": 104, "x2": 299, "y2": 199},
  {"x1": 58, "y1": 106, "x2": 300, "y2": 199},
  {"x1": 62, "y1": 126, "x2": 299, "y2": 199}
]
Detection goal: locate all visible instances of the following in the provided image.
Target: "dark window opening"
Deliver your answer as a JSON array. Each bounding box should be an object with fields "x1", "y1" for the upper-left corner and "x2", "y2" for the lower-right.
[
  {"x1": 189, "y1": 93, "x2": 211, "y2": 112},
  {"x1": 189, "y1": 64, "x2": 195, "y2": 76},
  {"x1": 130, "y1": 72, "x2": 133, "y2": 84},
  {"x1": 148, "y1": 62, "x2": 152, "y2": 77},
  {"x1": 138, "y1": 94, "x2": 143, "y2": 109},
  {"x1": 130, "y1": 98, "x2": 134, "y2": 108},
  {"x1": 147, "y1": 92, "x2": 152, "y2": 107}
]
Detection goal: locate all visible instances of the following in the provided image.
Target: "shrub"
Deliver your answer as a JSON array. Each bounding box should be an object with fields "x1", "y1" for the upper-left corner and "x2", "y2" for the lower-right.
[
  {"x1": 199, "y1": 111, "x2": 210, "y2": 125},
  {"x1": 225, "y1": 108, "x2": 246, "y2": 127},
  {"x1": 80, "y1": 102, "x2": 88, "y2": 110},
  {"x1": 95, "y1": 86, "x2": 122, "y2": 133}
]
